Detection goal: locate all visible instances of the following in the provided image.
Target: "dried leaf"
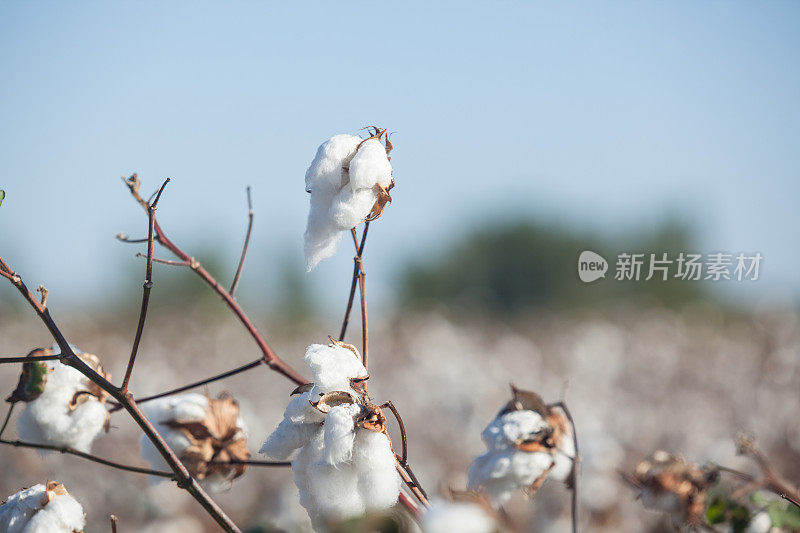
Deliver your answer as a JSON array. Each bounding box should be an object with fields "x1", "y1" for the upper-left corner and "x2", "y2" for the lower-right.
[
  {"x1": 366, "y1": 181, "x2": 394, "y2": 221},
  {"x1": 6, "y1": 348, "x2": 53, "y2": 404}
]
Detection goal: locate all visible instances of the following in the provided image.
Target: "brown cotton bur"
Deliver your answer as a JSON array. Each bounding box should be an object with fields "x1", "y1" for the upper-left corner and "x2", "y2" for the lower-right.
[
  {"x1": 628, "y1": 452, "x2": 717, "y2": 527},
  {"x1": 165, "y1": 393, "x2": 250, "y2": 482},
  {"x1": 6, "y1": 348, "x2": 54, "y2": 404}
]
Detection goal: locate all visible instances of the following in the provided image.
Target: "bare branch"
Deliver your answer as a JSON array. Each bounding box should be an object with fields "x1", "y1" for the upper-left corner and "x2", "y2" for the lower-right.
[
  {"x1": 0, "y1": 404, "x2": 15, "y2": 439},
  {"x1": 549, "y1": 401, "x2": 580, "y2": 533},
  {"x1": 121, "y1": 177, "x2": 170, "y2": 392},
  {"x1": 0, "y1": 354, "x2": 61, "y2": 364},
  {"x1": 229, "y1": 186, "x2": 254, "y2": 296},
  {"x1": 110, "y1": 515, "x2": 118, "y2": 533},
  {"x1": 382, "y1": 400, "x2": 407, "y2": 464},
  {"x1": 121, "y1": 176, "x2": 306, "y2": 386},
  {"x1": 0, "y1": 437, "x2": 174, "y2": 478},
  {"x1": 109, "y1": 359, "x2": 263, "y2": 412},
  {"x1": 338, "y1": 223, "x2": 369, "y2": 341},
  {"x1": 135, "y1": 253, "x2": 190, "y2": 267}
]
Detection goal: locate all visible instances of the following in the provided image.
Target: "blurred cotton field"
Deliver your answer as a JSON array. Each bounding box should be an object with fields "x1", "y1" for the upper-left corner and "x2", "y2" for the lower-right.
[{"x1": 1, "y1": 303, "x2": 797, "y2": 532}]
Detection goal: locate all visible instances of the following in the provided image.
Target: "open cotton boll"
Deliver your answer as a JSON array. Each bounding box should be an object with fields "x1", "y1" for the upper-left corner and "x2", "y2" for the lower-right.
[
  {"x1": 15, "y1": 354, "x2": 109, "y2": 454},
  {"x1": 422, "y1": 500, "x2": 496, "y2": 533},
  {"x1": 330, "y1": 187, "x2": 377, "y2": 231},
  {"x1": 304, "y1": 343, "x2": 368, "y2": 394},
  {"x1": 305, "y1": 134, "x2": 362, "y2": 193},
  {"x1": 549, "y1": 421, "x2": 576, "y2": 482},
  {"x1": 348, "y1": 139, "x2": 393, "y2": 190},
  {"x1": 481, "y1": 410, "x2": 548, "y2": 451},
  {"x1": 0, "y1": 482, "x2": 85, "y2": 533}
]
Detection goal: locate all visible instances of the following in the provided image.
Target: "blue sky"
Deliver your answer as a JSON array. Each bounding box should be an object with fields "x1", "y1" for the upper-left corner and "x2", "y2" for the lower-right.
[{"x1": 1, "y1": 2, "x2": 798, "y2": 315}]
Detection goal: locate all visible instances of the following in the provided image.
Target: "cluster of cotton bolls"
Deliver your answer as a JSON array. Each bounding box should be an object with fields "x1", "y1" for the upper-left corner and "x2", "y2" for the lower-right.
[
  {"x1": 0, "y1": 481, "x2": 85, "y2": 533},
  {"x1": 9, "y1": 345, "x2": 110, "y2": 454},
  {"x1": 260, "y1": 341, "x2": 401, "y2": 531},
  {"x1": 468, "y1": 387, "x2": 575, "y2": 507},
  {"x1": 304, "y1": 129, "x2": 394, "y2": 270},
  {"x1": 139, "y1": 392, "x2": 250, "y2": 492}
]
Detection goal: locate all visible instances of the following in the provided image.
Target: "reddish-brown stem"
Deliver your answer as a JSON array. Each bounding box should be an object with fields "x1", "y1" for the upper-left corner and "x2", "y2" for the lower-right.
[
  {"x1": 0, "y1": 258, "x2": 242, "y2": 532},
  {"x1": 549, "y1": 401, "x2": 579, "y2": 533},
  {"x1": 135, "y1": 253, "x2": 190, "y2": 267},
  {"x1": 0, "y1": 354, "x2": 61, "y2": 363},
  {"x1": 338, "y1": 223, "x2": 369, "y2": 342},
  {"x1": 108, "y1": 358, "x2": 263, "y2": 412},
  {"x1": 110, "y1": 515, "x2": 118, "y2": 533},
  {"x1": 358, "y1": 255, "x2": 368, "y2": 373},
  {"x1": 0, "y1": 436, "x2": 174, "y2": 478},
  {"x1": 121, "y1": 178, "x2": 169, "y2": 393},
  {"x1": 398, "y1": 492, "x2": 421, "y2": 519},
  {"x1": 382, "y1": 401, "x2": 407, "y2": 464},
  {"x1": 229, "y1": 186, "x2": 253, "y2": 296},
  {"x1": 121, "y1": 176, "x2": 306, "y2": 386}
]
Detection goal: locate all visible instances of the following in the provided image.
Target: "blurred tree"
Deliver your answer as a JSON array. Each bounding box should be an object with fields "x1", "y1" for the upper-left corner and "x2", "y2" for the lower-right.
[{"x1": 400, "y1": 220, "x2": 711, "y2": 315}]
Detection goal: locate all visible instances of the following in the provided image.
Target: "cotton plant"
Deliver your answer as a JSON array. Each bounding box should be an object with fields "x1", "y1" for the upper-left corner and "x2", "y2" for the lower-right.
[
  {"x1": 0, "y1": 481, "x2": 86, "y2": 533},
  {"x1": 304, "y1": 127, "x2": 395, "y2": 270},
  {"x1": 6, "y1": 346, "x2": 111, "y2": 454},
  {"x1": 468, "y1": 386, "x2": 576, "y2": 507},
  {"x1": 140, "y1": 392, "x2": 250, "y2": 492},
  {"x1": 260, "y1": 340, "x2": 401, "y2": 531}
]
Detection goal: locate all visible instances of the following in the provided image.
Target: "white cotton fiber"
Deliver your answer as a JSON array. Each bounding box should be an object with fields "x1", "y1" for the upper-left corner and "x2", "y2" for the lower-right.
[
  {"x1": 139, "y1": 394, "x2": 206, "y2": 477},
  {"x1": 0, "y1": 484, "x2": 86, "y2": 533},
  {"x1": 422, "y1": 500, "x2": 496, "y2": 533},
  {"x1": 16, "y1": 358, "x2": 108, "y2": 454},
  {"x1": 303, "y1": 133, "x2": 394, "y2": 270},
  {"x1": 259, "y1": 417, "x2": 319, "y2": 461},
  {"x1": 322, "y1": 404, "x2": 360, "y2": 465},
  {"x1": 353, "y1": 430, "x2": 401, "y2": 512},
  {"x1": 348, "y1": 139, "x2": 393, "y2": 190},
  {"x1": 304, "y1": 344, "x2": 368, "y2": 394},
  {"x1": 330, "y1": 187, "x2": 378, "y2": 231},
  {"x1": 480, "y1": 410, "x2": 547, "y2": 450},
  {"x1": 305, "y1": 134, "x2": 362, "y2": 194}
]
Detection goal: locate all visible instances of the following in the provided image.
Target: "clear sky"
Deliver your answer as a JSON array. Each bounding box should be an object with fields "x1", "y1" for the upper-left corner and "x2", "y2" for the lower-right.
[{"x1": 1, "y1": 2, "x2": 798, "y2": 315}]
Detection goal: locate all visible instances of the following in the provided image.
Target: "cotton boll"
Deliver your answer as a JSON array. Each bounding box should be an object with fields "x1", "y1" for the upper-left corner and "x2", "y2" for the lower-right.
[
  {"x1": 422, "y1": 500, "x2": 496, "y2": 533},
  {"x1": 353, "y1": 429, "x2": 401, "y2": 512},
  {"x1": 305, "y1": 134, "x2": 362, "y2": 193},
  {"x1": 306, "y1": 460, "x2": 364, "y2": 527},
  {"x1": 480, "y1": 410, "x2": 547, "y2": 451},
  {"x1": 21, "y1": 495, "x2": 85, "y2": 533},
  {"x1": 348, "y1": 139, "x2": 393, "y2": 190},
  {"x1": 330, "y1": 187, "x2": 377, "y2": 231},
  {"x1": 16, "y1": 359, "x2": 108, "y2": 453},
  {"x1": 304, "y1": 344, "x2": 368, "y2": 394},
  {"x1": 322, "y1": 404, "x2": 360, "y2": 466},
  {"x1": 140, "y1": 394, "x2": 208, "y2": 479},
  {"x1": 0, "y1": 483, "x2": 85, "y2": 533},
  {"x1": 304, "y1": 188, "x2": 343, "y2": 271}
]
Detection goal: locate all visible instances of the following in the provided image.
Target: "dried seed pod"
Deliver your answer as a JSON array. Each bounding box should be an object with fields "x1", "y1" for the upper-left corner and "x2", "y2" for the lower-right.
[
  {"x1": 165, "y1": 393, "x2": 250, "y2": 483},
  {"x1": 310, "y1": 391, "x2": 358, "y2": 414},
  {"x1": 327, "y1": 336, "x2": 361, "y2": 360},
  {"x1": 6, "y1": 348, "x2": 54, "y2": 404},
  {"x1": 358, "y1": 403, "x2": 387, "y2": 434},
  {"x1": 499, "y1": 383, "x2": 549, "y2": 417},
  {"x1": 290, "y1": 383, "x2": 314, "y2": 396},
  {"x1": 625, "y1": 451, "x2": 718, "y2": 527}
]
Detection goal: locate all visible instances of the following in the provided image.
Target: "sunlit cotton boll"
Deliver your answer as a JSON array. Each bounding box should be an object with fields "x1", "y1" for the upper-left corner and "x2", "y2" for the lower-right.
[
  {"x1": 304, "y1": 134, "x2": 392, "y2": 270},
  {"x1": 16, "y1": 348, "x2": 109, "y2": 454},
  {"x1": 140, "y1": 392, "x2": 249, "y2": 492},
  {"x1": 422, "y1": 500, "x2": 496, "y2": 533},
  {"x1": 0, "y1": 482, "x2": 85, "y2": 533},
  {"x1": 260, "y1": 343, "x2": 400, "y2": 531},
  {"x1": 467, "y1": 410, "x2": 556, "y2": 506}
]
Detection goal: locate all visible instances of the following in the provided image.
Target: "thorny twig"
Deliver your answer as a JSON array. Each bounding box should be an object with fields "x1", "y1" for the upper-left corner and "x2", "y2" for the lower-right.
[
  {"x1": 229, "y1": 186, "x2": 253, "y2": 296},
  {"x1": 121, "y1": 177, "x2": 170, "y2": 393}
]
